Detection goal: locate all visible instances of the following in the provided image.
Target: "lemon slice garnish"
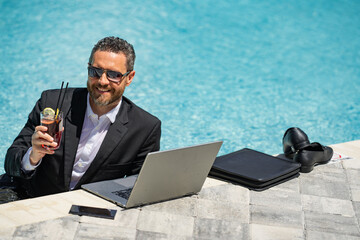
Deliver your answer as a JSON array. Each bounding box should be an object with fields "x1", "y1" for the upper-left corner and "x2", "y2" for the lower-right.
[{"x1": 42, "y1": 107, "x2": 55, "y2": 117}]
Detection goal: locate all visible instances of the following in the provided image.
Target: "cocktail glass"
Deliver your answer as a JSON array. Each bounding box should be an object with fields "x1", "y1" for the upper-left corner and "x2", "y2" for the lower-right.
[{"x1": 40, "y1": 111, "x2": 63, "y2": 150}]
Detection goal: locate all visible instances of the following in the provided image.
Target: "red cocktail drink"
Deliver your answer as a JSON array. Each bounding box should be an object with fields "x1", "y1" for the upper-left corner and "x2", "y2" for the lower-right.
[{"x1": 40, "y1": 110, "x2": 63, "y2": 150}]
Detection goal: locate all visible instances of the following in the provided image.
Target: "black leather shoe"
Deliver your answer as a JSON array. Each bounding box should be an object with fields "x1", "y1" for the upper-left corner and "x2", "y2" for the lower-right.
[
  {"x1": 283, "y1": 127, "x2": 311, "y2": 159},
  {"x1": 294, "y1": 142, "x2": 333, "y2": 173}
]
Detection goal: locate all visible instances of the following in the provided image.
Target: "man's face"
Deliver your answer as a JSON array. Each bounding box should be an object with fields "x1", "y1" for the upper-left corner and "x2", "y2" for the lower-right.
[{"x1": 87, "y1": 50, "x2": 134, "y2": 113}]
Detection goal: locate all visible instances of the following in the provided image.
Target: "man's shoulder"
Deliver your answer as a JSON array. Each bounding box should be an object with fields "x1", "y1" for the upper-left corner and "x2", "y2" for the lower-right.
[
  {"x1": 39, "y1": 88, "x2": 87, "y2": 112},
  {"x1": 122, "y1": 96, "x2": 160, "y2": 124},
  {"x1": 41, "y1": 88, "x2": 86, "y2": 96},
  {"x1": 40, "y1": 88, "x2": 87, "y2": 103}
]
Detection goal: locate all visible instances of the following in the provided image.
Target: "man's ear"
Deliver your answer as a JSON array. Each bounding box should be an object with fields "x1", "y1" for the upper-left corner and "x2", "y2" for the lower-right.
[{"x1": 126, "y1": 71, "x2": 135, "y2": 86}]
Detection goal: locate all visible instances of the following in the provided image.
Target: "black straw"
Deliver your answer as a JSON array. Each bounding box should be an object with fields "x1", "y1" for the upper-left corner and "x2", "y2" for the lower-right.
[
  {"x1": 55, "y1": 81, "x2": 64, "y2": 114},
  {"x1": 58, "y1": 82, "x2": 69, "y2": 114}
]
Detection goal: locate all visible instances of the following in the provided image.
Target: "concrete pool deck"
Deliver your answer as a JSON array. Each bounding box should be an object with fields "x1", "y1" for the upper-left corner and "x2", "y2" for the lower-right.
[{"x1": 0, "y1": 140, "x2": 359, "y2": 239}]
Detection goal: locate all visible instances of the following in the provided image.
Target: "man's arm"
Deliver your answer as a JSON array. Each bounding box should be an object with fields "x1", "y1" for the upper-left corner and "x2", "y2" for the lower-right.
[
  {"x1": 130, "y1": 120, "x2": 161, "y2": 175},
  {"x1": 5, "y1": 98, "x2": 41, "y2": 178},
  {"x1": 5, "y1": 91, "x2": 56, "y2": 178}
]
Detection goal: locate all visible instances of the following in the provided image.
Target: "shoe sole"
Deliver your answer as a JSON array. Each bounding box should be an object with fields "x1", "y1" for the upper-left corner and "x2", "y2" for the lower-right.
[
  {"x1": 300, "y1": 165, "x2": 314, "y2": 173},
  {"x1": 300, "y1": 160, "x2": 332, "y2": 173}
]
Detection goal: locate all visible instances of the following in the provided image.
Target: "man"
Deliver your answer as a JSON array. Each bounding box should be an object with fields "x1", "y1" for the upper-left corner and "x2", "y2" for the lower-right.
[{"x1": 4, "y1": 37, "x2": 161, "y2": 198}]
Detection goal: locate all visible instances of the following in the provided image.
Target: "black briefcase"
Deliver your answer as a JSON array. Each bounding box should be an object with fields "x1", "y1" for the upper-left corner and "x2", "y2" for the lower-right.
[{"x1": 209, "y1": 148, "x2": 301, "y2": 191}]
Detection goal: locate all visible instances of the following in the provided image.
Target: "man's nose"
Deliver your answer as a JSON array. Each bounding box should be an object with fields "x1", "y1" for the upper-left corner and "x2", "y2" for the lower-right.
[{"x1": 98, "y1": 71, "x2": 109, "y2": 85}]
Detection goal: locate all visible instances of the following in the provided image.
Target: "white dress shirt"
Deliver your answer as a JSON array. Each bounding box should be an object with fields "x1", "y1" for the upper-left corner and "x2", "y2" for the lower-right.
[{"x1": 22, "y1": 93, "x2": 122, "y2": 190}]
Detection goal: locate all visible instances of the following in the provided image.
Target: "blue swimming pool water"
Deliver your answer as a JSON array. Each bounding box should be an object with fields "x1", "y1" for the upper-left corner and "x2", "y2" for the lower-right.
[{"x1": 0, "y1": 0, "x2": 359, "y2": 174}]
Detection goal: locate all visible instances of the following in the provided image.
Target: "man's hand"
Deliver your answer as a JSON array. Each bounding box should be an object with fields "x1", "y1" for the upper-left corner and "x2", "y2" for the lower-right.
[{"x1": 29, "y1": 125, "x2": 57, "y2": 166}]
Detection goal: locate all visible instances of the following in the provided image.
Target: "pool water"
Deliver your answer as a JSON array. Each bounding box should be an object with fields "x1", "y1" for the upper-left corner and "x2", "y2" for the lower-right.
[{"x1": 1, "y1": 0, "x2": 359, "y2": 174}]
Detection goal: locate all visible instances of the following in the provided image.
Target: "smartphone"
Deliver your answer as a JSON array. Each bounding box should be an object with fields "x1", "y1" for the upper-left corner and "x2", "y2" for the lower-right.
[{"x1": 69, "y1": 205, "x2": 117, "y2": 219}]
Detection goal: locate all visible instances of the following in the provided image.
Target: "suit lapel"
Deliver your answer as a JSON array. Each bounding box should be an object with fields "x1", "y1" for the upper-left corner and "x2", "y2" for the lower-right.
[
  {"x1": 63, "y1": 89, "x2": 87, "y2": 188},
  {"x1": 75, "y1": 99, "x2": 130, "y2": 188}
]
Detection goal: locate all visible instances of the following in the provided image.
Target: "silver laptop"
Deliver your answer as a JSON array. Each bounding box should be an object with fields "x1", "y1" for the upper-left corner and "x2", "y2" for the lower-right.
[{"x1": 81, "y1": 141, "x2": 222, "y2": 208}]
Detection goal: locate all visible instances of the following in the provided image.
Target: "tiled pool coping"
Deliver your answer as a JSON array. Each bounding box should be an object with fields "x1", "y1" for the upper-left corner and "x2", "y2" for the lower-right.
[{"x1": 0, "y1": 140, "x2": 359, "y2": 239}]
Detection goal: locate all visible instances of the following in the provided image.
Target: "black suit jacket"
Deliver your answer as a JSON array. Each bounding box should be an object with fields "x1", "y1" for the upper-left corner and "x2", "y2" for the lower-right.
[{"x1": 5, "y1": 88, "x2": 161, "y2": 197}]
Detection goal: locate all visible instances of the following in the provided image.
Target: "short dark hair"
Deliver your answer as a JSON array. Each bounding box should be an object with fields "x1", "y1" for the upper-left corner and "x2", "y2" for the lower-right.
[{"x1": 89, "y1": 36, "x2": 136, "y2": 71}]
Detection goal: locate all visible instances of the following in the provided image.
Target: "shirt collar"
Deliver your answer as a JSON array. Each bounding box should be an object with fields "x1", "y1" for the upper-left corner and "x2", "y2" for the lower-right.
[{"x1": 86, "y1": 93, "x2": 122, "y2": 124}]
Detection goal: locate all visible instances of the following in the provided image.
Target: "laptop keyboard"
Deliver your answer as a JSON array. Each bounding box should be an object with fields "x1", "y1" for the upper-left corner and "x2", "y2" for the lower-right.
[{"x1": 111, "y1": 188, "x2": 132, "y2": 199}]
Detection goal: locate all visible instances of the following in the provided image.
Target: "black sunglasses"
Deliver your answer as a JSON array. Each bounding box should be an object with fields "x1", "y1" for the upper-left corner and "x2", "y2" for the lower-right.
[{"x1": 88, "y1": 64, "x2": 131, "y2": 83}]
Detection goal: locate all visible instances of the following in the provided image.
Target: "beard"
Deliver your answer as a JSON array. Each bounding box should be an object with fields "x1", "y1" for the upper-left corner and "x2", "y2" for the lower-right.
[{"x1": 87, "y1": 80, "x2": 124, "y2": 107}]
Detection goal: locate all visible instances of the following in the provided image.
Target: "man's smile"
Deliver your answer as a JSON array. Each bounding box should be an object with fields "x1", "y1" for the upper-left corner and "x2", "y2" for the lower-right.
[{"x1": 96, "y1": 86, "x2": 111, "y2": 93}]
